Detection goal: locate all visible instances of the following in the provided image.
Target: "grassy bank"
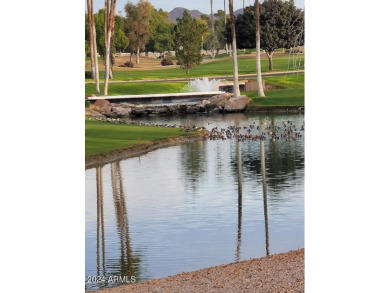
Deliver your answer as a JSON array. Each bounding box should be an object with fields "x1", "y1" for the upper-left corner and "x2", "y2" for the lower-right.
[
  {"x1": 86, "y1": 54, "x2": 304, "y2": 82},
  {"x1": 245, "y1": 74, "x2": 304, "y2": 107},
  {"x1": 85, "y1": 82, "x2": 186, "y2": 97},
  {"x1": 86, "y1": 120, "x2": 188, "y2": 156}
]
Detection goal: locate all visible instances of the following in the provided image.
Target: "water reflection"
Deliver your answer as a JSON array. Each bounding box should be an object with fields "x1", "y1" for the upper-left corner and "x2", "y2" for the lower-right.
[
  {"x1": 86, "y1": 113, "x2": 304, "y2": 290},
  {"x1": 110, "y1": 162, "x2": 134, "y2": 278},
  {"x1": 179, "y1": 140, "x2": 207, "y2": 192},
  {"x1": 261, "y1": 140, "x2": 270, "y2": 256},
  {"x1": 96, "y1": 165, "x2": 106, "y2": 276},
  {"x1": 235, "y1": 138, "x2": 242, "y2": 262},
  {"x1": 88, "y1": 162, "x2": 143, "y2": 290}
]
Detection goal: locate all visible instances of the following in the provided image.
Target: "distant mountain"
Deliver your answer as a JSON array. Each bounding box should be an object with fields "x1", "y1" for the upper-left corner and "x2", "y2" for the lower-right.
[
  {"x1": 234, "y1": 8, "x2": 244, "y2": 16},
  {"x1": 168, "y1": 7, "x2": 204, "y2": 22},
  {"x1": 167, "y1": 7, "x2": 245, "y2": 23}
]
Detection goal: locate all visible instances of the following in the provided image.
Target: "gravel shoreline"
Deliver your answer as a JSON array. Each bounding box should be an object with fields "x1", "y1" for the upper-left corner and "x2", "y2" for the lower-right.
[{"x1": 92, "y1": 249, "x2": 304, "y2": 293}]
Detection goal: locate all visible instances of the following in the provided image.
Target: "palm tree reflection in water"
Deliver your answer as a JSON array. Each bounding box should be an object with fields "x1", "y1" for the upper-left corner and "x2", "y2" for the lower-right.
[
  {"x1": 260, "y1": 120, "x2": 270, "y2": 256},
  {"x1": 235, "y1": 137, "x2": 243, "y2": 262},
  {"x1": 94, "y1": 162, "x2": 138, "y2": 289},
  {"x1": 111, "y1": 161, "x2": 134, "y2": 278},
  {"x1": 96, "y1": 165, "x2": 106, "y2": 276}
]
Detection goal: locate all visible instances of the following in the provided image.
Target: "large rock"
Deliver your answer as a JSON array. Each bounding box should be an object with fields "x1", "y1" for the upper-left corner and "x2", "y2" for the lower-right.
[
  {"x1": 224, "y1": 95, "x2": 252, "y2": 112},
  {"x1": 207, "y1": 93, "x2": 231, "y2": 107},
  {"x1": 186, "y1": 105, "x2": 199, "y2": 114},
  {"x1": 101, "y1": 105, "x2": 112, "y2": 114},
  {"x1": 117, "y1": 102, "x2": 135, "y2": 108},
  {"x1": 94, "y1": 99, "x2": 110, "y2": 108},
  {"x1": 131, "y1": 106, "x2": 146, "y2": 116},
  {"x1": 196, "y1": 99, "x2": 211, "y2": 108},
  {"x1": 112, "y1": 106, "x2": 131, "y2": 117},
  {"x1": 89, "y1": 104, "x2": 103, "y2": 113},
  {"x1": 85, "y1": 108, "x2": 104, "y2": 117}
]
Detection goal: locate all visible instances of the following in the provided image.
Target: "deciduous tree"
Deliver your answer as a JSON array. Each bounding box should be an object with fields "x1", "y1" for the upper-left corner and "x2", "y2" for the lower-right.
[
  {"x1": 145, "y1": 9, "x2": 174, "y2": 57},
  {"x1": 174, "y1": 10, "x2": 205, "y2": 74},
  {"x1": 124, "y1": 0, "x2": 154, "y2": 64},
  {"x1": 233, "y1": 0, "x2": 304, "y2": 71}
]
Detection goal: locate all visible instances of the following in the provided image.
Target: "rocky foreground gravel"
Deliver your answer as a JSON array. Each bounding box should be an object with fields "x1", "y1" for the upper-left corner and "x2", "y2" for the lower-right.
[{"x1": 93, "y1": 249, "x2": 304, "y2": 293}]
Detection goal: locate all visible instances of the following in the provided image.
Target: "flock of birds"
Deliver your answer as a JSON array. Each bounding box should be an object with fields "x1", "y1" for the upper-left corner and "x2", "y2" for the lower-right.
[
  {"x1": 89, "y1": 116, "x2": 304, "y2": 143},
  {"x1": 203, "y1": 120, "x2": 304, "y2": 142}
]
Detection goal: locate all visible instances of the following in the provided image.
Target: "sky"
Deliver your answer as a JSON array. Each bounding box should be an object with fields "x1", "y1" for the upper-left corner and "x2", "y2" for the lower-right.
[{"x1": 91, "y1": 0, "x2": 305, "y2": 15}]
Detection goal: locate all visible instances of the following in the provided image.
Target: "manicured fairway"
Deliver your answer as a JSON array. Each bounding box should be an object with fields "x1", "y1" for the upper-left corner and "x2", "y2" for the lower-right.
[
  {"x1": 85, "y1": 82, "x2": 186, "y2": 97},
  {"x1": 245, "y1": 74, "x2": 304, "y2": 106},
  {"x1": 85, "y1": 120, "x2": 185, "y2": 156},
  {"x1": 86, "y1": 54, "x2": 304, "y2": 82}
]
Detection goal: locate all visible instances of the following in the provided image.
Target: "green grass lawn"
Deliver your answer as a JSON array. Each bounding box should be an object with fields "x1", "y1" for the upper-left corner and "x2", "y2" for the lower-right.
[
  {"x1": 85, "y1": 82, "x2": 187, "y2": 96},
  {"x1": 85, "y1": 120, "x2": 187, "y2": 156},
  {"x1": 245, "y1": 74, "x2": 304, "y2": 107},
  {"x1": 86, "y1": 54, "x2": 304, "y2": 82}
]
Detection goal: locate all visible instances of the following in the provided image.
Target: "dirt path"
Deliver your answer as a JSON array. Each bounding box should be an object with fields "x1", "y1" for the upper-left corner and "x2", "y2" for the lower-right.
[{"x1": 92, "y1": 249, "x2": 304, "y2": 293}]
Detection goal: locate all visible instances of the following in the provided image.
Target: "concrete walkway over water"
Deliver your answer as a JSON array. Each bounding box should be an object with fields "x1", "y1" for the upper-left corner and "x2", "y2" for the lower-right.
[{"x1": 86, "y1": 91, "x2": 225, "y2": 104}]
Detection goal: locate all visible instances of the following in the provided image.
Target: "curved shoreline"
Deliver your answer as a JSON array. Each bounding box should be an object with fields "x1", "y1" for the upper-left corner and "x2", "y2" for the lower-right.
[
  {"x1": 85, "y1": 131, "x2": 207, "y2": 169},
  {"x1": 91, "y1": 249, "x2": 304, "y2": 293}
]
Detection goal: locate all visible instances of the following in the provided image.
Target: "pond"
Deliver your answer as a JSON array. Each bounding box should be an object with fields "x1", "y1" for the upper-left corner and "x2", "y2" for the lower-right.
[{"x1": 85, "y1": 112, "x2": 304, "y2": 291}]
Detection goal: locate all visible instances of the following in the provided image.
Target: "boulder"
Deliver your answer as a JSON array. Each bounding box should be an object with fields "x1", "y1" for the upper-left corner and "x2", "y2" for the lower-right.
[
  {"x1": 88, "y1": 104, "x2": 103, "y2": 113},
  {"x1": 117, "y1": 102, "x2": 135, "y2": 108},
  {"x1": 85, "y1": 108, "x2": 104, "y2": 118},
  {"x1": 207, "y1": 93, "x2": 231, "y2": 107},
  {"x1": 167, "y1": 105, "x2": 179, "y2": 113},
  {"x1": 102, "y1": 105, "x2": 112, "y2": 114},
  {"x1": 186, "y1": 105, "x2": 198, "y2": 114},
  {"x1": 151, "y1": 106, "x2": 169, "y2": 114},
  {"x1": 112, "y1": 106, "x2": 131, "y2": 117},
  {"x1": 224, "y1": 95, "x2": 252, "y2": 113},
  {"x1": 94, "y1": 99, "x2": 110, "y2": 108},
  {"x1": 131, "y1": 106, "x2": 146, "y2": 116},
  {"x1": 196, "y1": 99, "x2": 211, "y2": 108}
]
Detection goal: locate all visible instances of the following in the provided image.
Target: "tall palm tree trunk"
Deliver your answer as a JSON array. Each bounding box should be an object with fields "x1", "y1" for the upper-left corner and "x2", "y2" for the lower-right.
[
  {"x1": 255, "y1": 0, "x2": 265, "y2": 96},
  {"x1": 103, "y1": 0, "x2": 116, "y2": 96},
  {"x1": 210, "y1": 0, "x2": 214, "y2": 33},
  {"x1": 87, "y1": 0, "x2": 100, "y2": 93},
  {"x1": 87, "y1": 0, "x2": 95, "y2": 79},
  {"x1": 224, "y1": 0, "x2": 228, "y2": 54},
  {"x1": 92, "y1": 13, "x2": 100, "y2": 93},
  {"x1": 229, "y1": 0, "x2": 240, "y2": 98}
]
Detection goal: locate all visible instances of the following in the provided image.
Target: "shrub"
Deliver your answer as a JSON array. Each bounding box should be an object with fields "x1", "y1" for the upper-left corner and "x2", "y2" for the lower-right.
[
  {"x1": 85, "y1": 71, "x2": 92, "y2": 79},
  {"x1": 124, "y1": 61, "x2": 134, "y2": 68},
  {"x1": 161, "y1": 58, "x2": 174, "y2": 66}
]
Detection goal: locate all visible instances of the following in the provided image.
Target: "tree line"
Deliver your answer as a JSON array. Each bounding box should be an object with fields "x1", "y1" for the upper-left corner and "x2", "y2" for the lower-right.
[{"x1": 86, "y1": 0, "x2": 304, "y2": 96}]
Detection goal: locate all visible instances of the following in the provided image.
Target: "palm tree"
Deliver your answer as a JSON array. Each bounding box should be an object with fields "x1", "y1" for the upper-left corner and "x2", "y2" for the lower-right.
[
  {"x1": 103, "y1": 0, "x2": 117, "y2": 96},
  {"x1": 210, "y1": 0, "x2": 214, "y2": 33},
  {"x1": 224, "y1": 0, "x2": 228, "y2": 54},
  {"x1": 229, "y1": 0, "x2": 240, "y2": 97},
  {"x1": 87, "y1": 0, "x2": 100, "y2": 94},
  {"x1": 255, "y1": 0, "x2": 265, "y2": 96}
]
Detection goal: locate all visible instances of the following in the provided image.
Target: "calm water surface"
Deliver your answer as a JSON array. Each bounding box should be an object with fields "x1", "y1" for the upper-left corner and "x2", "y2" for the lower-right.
[{"x1": 85, "y1": 113, "x2": 304, "y2": 290}]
